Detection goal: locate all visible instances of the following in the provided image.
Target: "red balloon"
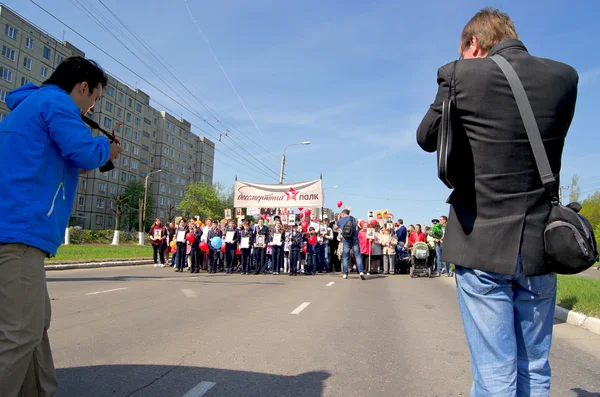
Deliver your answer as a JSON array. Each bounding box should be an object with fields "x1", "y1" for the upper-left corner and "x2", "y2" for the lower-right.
[
  {"x1": 221, "y1": 244, "x2": 226, "y2": 253},
  {"x1": 186, "y1": 232, "x2": 195, "y2": 244},
  {"x1": 337, "y1": 201, "x2": 343, "y2": 208},
  {"x1": 370, "y1": 219, "x2": 379, "y2": 227},
  {"x1": 199, "y1": 242, "x2": 209, "y2": 251},
  {"x1": 305, "y1": 209, "x2": 311, "y2": 217},
  {"x1": 302, "y1": 222, "x2": 309, "y2": 231},
  {"x1": 236, "y1": 248, "x2": 241, "y2": 255},
  {"x1": 171, "y1": 247, "x2": 177, "y2": 254},
  {"x1": 308, "y1": 236, "x2": 317, "y2": 245},
  {"x1": 298, "y1": 207, "x2": 304, "y2": 212},
  {"x1": 302, "y1": 244, "x2": 307, "y2": 253},
  {"x1": 263, "y1": 214, "x2": 268, "y2": 220}
]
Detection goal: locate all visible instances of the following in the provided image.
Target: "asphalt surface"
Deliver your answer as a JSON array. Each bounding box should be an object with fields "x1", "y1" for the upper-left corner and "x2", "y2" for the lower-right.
[{"x1": 45, "y1": 265, "x2": 600, "y2": 397}]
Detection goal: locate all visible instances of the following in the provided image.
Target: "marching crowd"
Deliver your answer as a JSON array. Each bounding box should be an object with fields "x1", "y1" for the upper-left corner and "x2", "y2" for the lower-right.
[{"x1": 147, "y1": 210, "x2": 451, "y2": 279}]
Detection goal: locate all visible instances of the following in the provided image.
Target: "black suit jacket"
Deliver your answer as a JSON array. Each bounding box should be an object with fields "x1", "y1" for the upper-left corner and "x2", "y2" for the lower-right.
[{"x1": 417, "y1": 39, "x2": 578, "y2": 276}]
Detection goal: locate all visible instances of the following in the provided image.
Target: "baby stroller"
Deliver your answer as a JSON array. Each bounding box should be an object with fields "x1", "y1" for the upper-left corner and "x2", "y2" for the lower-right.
[{"x1": 410, "y1": 242, "x2": 431, "y2": 278}]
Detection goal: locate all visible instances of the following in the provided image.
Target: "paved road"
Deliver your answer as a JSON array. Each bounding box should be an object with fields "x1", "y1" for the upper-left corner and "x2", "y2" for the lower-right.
[
  {"x1": 45, "y1": 266, "x2": 600, "y2": 397},
  {"x1": 579, "y1": 266, "x2": 600, "y2": 279}
]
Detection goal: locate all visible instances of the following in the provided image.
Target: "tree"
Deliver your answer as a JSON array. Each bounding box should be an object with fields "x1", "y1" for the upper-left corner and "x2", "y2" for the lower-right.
[
  {"x1": 580, "y1": 191, "x2": 600, "y2": 231},
  {"x1": 122, "y1": 181, "x2": 154, "y2": 231},
  {"x1": 214, "y1": 182, "x2": 234, "y2": 219},
  {"x1": 178, "y1": 182, "x2": 223, "y2": 220},
  {"x1": 570, "y1": 174, "x2": 581, "y2": 203}
]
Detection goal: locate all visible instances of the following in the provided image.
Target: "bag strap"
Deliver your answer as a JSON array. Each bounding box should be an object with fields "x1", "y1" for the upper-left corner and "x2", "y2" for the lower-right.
[{"x1": 489, "y1": 55, "x2": 556, "y2": 191}]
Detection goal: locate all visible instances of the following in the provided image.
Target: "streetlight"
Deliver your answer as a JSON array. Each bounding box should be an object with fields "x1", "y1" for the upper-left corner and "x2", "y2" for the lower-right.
[
  {"x1": 139, "y1": 168, "x2": 162, "y2": 245},
  {"x1": 279, "y1": 141, "x2": 310, "y2": 184}
]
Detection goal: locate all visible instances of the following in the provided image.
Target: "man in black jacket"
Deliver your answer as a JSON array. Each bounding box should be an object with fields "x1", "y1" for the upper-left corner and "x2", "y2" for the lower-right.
[{"x1": 417, "y1": 8, "x2": 577, "y2": 396}]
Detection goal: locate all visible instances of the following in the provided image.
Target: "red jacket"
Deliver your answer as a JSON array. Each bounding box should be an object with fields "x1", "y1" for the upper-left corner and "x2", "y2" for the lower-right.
[
  {"x1": 358, "y1": 229, "x2": 372, "y2": 255},
  {"x1": 408, "y1": 232, "x2": 426, "y2": 246}
]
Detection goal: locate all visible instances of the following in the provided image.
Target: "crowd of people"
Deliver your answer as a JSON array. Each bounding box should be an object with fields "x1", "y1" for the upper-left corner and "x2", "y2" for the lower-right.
[{"x1": 147, "y1": 211, "x2": 450, "y2": 278}]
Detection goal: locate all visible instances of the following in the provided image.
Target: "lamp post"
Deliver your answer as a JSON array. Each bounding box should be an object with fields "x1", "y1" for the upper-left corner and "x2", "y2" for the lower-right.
[
  {"x1": 139, "y1": 168, "x2": 162, "y2": 245},
  {"x1": 279, "y1": 141, "x2": 310, "y2": 184}
]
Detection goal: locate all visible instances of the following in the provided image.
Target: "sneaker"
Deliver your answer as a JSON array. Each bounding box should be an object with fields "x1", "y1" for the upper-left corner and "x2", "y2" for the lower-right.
[
  {"x1": 359, "y1": 272, "x2": 366, "y2": 280},
  {"x1": 159, "y1": 264, "x2": 165, "y2": 268},
  {"x1": 154, "y1": 263, "x2": 158, "y2": 268},
  {"x1": 342, "y1": 274, "x2": 348, "y2": 279}
]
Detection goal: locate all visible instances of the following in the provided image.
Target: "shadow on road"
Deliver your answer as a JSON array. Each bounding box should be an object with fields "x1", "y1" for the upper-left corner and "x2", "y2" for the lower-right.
[
  {"x1": 56, "y1": 364, "x2": 330, "y2": 397},
  {"x1": 571, "y1": 388, "x2": 600, "y2": 397}
]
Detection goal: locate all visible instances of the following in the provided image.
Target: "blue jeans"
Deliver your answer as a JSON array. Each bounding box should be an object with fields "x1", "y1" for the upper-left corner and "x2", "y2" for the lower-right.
[
  {"x1": 455, "y1": 257, "x2": 557, "y2": 397},
  {"x1": 306, "y1": 253, "x2": 317, "y2": 275},
  {"x1": 341, "y1": 236, "x2": 365, "y2": 275},
  {"x1": 436, "y1": 244, "x2": 449, "y2": 275},
  {"x1": 319, "y1": 244, "x2": 330, "y2": 272}
]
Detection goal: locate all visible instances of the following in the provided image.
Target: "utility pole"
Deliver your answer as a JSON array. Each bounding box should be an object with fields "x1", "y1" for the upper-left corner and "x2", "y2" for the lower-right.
[
  {"x1": 559, "y1": 185, "x2": 570, "y2": 204},
  {"x1": 138, "y1": 198, "x2": 144, "y2": 245}
]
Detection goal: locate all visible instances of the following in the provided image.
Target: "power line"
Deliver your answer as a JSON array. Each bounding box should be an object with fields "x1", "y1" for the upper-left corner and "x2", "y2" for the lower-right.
[{"x1": 29, "y1": 0, "x2": 287, "y2": 183}]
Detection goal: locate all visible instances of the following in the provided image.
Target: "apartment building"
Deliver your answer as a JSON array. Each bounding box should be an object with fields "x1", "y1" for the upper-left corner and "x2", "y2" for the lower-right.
[{"x1": 0, "y1": 5, "x2": 215, "y2": 230}]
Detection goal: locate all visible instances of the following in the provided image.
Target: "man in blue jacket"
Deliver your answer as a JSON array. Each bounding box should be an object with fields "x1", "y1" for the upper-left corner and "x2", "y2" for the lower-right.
[{"x1": 0, "y1": 57, "x2": 121, "y2": 396}]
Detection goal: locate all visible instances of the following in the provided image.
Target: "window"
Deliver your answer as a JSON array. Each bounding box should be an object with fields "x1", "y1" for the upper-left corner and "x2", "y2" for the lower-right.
[
  {"x1": 121, "y1": 172, "x2": 127, "y2": 182},
  {"x1": 43, "y1": 47, "x2": 51, "y2": 60},
  {"x1": 141, "y1": 144, "x2": 149, "y2": 151},
  {"x1": 5, "y1": 24, "x2": 17, "y2": 40},
  {"x1": 80, "y1": 179, "x2": 87, "y2": 190},
  {"x1": 125, "y1": 127, "x2": 131, "y2": 137},
  {"x1": 20, "y1": 77, "x2": 30, "y2": 87},
  {"x1": 118, "y1": 92, "x2": 124, "y2": 102},
  {"x1": 160, "y1": 197, "x2": 165, "y2": 205},
  {"x1": 162, "y1": 159, "x2": 167, "y2": 167},
  {"x1": 201, "y1": 175, "x2": 205, "y2": 182},
  {"x1": 176, "y1": 177, "x2": 180, "y2": 185},
  {"x1": 181, "y1": 179, "x2": 185, "y2": 186},
  {"x1": 133, "y1": 131, "x2": 140, "y2": 141},
  {"x1": 180, "y1": 190, "x2": 184, "y2": 197},
  {"x1": 183, "y1": 144, "x2": 187, "y2": 152},
  {"x1": 126, "y1": 113, "x2": 132, "y2": 122},
  {"x1": 96, "y1": 198, "x2": 105, "y2": 209},
  {"x1": 130, "y1": 175, "x2": 136, "y2": 182},
  {"x1": 0, "y1": 89, "x2": 5, "y2": 103},
  {"x1": 122, "y1": 157, "x2": 128, "y2": 166},
  {"x1": 161, "y1": 184, "x2": 166, "y2": 192},
  {"x1": 107, "y1": 216, "x2": 114, "y2": 227},
  {"x1": 78, "y1": 196, "x2": 85, "y2": 206},
  {"x1": 135, "y1": 117, "x2": 141, "y2": 127},
  {"x1": 107, "y1": 86, "x2": 115, "y2": 97},
  {"x1": 163, "y1": 147, "x2": 169, "y2": 155},
  {"x1": 171, "y1": 137, "x2": 175, "y2": 144},
  {"x1": 116, "y1": 107, "x2": 122, "y2": 117},
  {"x1": 127, "y1": 98, "x2": 132, "y2": 108},
  {"x1": 144, "y1": 118, "x2": 151, "y2": 125},
  {"x1": 103, "y1": 117, "x2": 112, "y2": 128},
  {"x1": 40, "y1": 66, "x2": 48, "y2": 78},
  {"x1": 166, "y1": 121, "x2": 171, "y2": 130},
  {"x1": 25, "y1": 37, "x2": 34, "y2": 49},
  {"x1": 143, "y1": 131, "x2": 150, "y2": 138},
  {"x1": 182, "y1": 168, "x2": 186, "y2": 175},
  {"x1": 177, "y1": 140, "x2": 181, "y2": 148},
  {"x1": 132, "y1": 146, "x2": 139, "y2": 155},
  {"x1": 135, "y1": 103, "x2": 142, "y2": 113},
  {"x1": 161, "y1": 172, "x2": 166, "y2": 180},
  {"x1": 94, "y1": 215, "x2": 104, "y2": 226},
  {"x1": 170, "y1": 161, "x2": 174, "y2": 169},
  {"x1": 109, "y1": 201, "x2": 114, "y2": 210},
  {"x1": 109, "y1": 184, "x2": 116, "y2": 194},
  {"x1": 98, "y1": 182, "x2": 107, "y2": 192},
  {"x1": 23, "y1": 57, "x2": 32, "y2": 70},
  {"x1": 164, "y1": 134, "x2": 169, "y2": 142},
  {"x1": 131, "y1": 160, "x2": 138, "y2": 170},
  {"x1": 56, "y1": 54, "x2": 63, "y2": 64},
  {"x1": 168, "y1": 186, "x2": 172, "y2": 194},
  {"x1": 170, "y1": 149, "x2": 174, "y2": 157},
  {"x1": 2, "y1": 46, "x2": 15, "y2": 61},
  {"x1": 111, "y1": 169, "x2": 117, "y2": 179}
]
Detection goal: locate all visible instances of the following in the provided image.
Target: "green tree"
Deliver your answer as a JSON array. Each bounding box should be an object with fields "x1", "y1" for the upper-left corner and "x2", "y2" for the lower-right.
[
  {"x1": 122, "y1": 181, "x2": 154, "y2": 231},
  {"x1": 580, "y1": 191, "x2": 600, "y2": 231},
  {"x1": 178, "y1": 182, "x2": 222, "y2": 220},
  {"x1": 214, "y1": 182, "x2": 234, "y2": 218},
  {"x1": 570, "y1": 174, "x2": 581, "y2": 203}
]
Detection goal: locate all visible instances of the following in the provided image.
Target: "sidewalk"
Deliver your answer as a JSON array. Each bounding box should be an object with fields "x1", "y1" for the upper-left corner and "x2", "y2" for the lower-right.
[
  {"x1": 45, "y1": 257, "x2": 153, "y2": 270},
  {"x1": 579, "y1": 266, "x2": 600, "y2": 280}
]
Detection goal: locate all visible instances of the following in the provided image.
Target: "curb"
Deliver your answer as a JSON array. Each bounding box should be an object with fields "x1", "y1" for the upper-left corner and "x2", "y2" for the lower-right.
[
  {"x1": 554, "y1": 306, "x2": 600, "y2": 336},
  {"x1": 45, "y1": 259, "x2": 154, "y2": 271}
]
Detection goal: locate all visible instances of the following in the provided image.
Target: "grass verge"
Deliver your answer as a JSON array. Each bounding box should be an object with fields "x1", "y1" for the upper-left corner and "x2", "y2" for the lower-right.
[
  {"x1": 556, "y1": 275, "x2": 600, "y2": 318},
  {"x1": 46, "y1": 244, "x2": 152, "y2": 262}
]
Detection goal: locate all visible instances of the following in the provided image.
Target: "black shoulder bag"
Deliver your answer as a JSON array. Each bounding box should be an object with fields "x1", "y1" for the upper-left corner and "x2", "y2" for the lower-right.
[
  {"x1": 491, "y1": 54, "x2": 598, "y2": 274},
  {"x1": 437, "y1": 62, "x2": 458, "y2": 189}
]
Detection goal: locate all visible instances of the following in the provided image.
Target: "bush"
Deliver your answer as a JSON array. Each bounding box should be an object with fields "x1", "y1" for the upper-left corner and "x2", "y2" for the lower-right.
[{"x1": 68, "y1": 228, "x2": 144, "y2": 244}]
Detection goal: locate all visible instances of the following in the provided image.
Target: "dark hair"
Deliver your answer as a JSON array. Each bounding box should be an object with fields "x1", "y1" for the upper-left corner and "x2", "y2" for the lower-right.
[
  {"x1": 44, "y1": 56, "x2": 108, "y2": 94},
  {"x1": 440, "y1": 216, "x2": 448, "y2": 222},
  {"x1": 398, "y1": 218, "x2": 404, "y2": 225},
  {"x1": 342, "y1": 209, "x2": 350, "y2": 215}
]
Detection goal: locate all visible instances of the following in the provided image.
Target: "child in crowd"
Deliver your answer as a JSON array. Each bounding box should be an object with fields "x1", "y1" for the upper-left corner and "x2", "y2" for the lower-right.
[{"x1": 174, "y1": 218, "x2": 189, "y2": 272}]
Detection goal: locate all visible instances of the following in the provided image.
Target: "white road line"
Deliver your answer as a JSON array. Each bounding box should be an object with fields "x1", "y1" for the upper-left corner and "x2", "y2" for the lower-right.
[
  {"x1": 86, "y1": 287, "x2": 128, "y2": 296},
  {"x1": 326, "y1": 281, "x2": 335, "y2": 287},
  {"x1": 182, "y1": 289, "x2": 197, "y2": 298},
  {"x1": 291, "y1": 302, "x2": 311, "y2": 315},
  {"x1": 181, "y1": 381, "x2": 217, "y2": 397}
]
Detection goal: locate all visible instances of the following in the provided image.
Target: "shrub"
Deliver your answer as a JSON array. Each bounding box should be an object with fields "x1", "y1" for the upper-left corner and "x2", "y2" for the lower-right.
[{"x1": 67, "y1": 228, "x2": 145, "y2": 244}]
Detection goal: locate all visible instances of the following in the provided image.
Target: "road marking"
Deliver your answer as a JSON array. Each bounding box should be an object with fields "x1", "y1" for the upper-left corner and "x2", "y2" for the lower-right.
[
  {"x1": 326, "y1": 281, "x2": 335, "y2": 287},
  {"x1": 291, "y1": 302, "x2": 310, "y2": 315},
  {"x1": 181, "y1": 381, "x2": 216, "y2": 397},
  {"x1": 86, "y1": 287, "x2": 128, "y2": 296},
  {"x1": 182, "y1": 289, "x2": 197, "y2": 298}
]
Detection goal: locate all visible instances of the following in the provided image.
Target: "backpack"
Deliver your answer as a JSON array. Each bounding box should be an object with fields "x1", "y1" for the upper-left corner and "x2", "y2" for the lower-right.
[{"x1": 341, "y1": 216, "x2": 355, "y2": 239}]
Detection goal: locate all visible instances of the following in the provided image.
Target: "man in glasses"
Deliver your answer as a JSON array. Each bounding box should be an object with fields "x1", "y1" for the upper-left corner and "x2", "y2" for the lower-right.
[{"x1": 0, "y1": 56, "x2": 122, "y2": 396}]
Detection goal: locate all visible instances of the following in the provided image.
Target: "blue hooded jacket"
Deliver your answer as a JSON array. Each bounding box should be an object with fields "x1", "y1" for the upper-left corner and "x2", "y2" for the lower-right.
[{"x1": 0, "y1": 83, "x2": 110, "y2": 256}]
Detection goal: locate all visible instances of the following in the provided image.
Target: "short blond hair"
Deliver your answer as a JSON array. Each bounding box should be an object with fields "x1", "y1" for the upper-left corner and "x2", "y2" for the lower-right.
[{"x1": 459, "y1": 7, "x2": 518, "y2": 55}]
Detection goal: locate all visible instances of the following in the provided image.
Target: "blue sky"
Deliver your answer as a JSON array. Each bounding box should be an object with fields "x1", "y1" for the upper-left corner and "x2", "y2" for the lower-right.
[{"x1": 11, "y1": 0, "x2": 600, "y2": 226}]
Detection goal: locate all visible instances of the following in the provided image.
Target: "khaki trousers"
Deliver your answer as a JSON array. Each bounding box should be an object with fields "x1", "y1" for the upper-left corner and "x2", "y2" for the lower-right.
[{"x1": 0, "y1": 244, "x2": 57, "y2": 397}]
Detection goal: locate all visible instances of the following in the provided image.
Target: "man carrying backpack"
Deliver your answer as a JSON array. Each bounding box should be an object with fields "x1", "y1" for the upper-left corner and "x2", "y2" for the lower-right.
[{"x1": 335, "y1": 209, "x2": 366, "y2": 280}]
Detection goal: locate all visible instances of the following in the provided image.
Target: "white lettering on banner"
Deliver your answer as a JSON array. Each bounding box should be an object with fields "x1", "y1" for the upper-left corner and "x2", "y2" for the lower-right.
[{"x1": 234, "y1": 179, "x2": 324, "y2": 209}]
